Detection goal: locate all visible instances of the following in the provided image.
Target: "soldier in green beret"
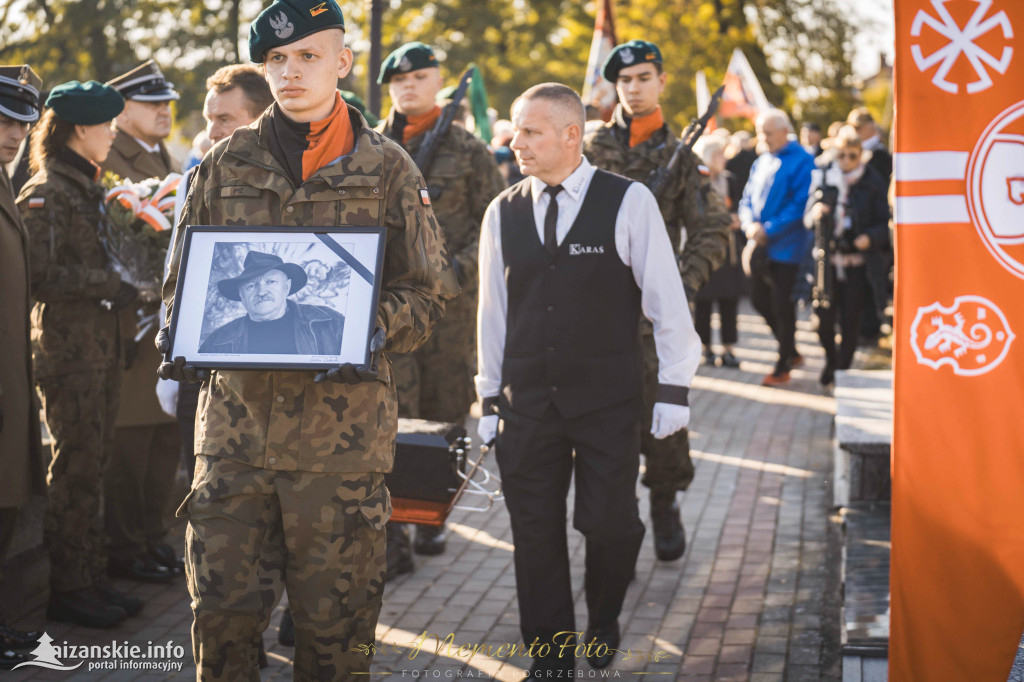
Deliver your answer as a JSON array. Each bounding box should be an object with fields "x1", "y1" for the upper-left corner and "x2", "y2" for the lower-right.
[
  {"x1": 159, "y1": 1, "x2": 459, "y2": 678},
  {"x1": 583, "y1": 40, "x2": 731, "y2": 563},
  {"x1": 376, "y1": 42, "x2": 505, "y2": 572},
  {"x1": 17, "y1": 80, "x2": 144, "y2": 628}
]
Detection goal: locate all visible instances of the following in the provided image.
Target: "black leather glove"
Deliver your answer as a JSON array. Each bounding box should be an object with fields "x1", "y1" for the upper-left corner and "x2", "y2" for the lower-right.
[
  {"x1": 104, "y1": 281, "x2": 139, "y2": 312},
  {"x1": 157, "y1": 356, "x2": 208, "y2": 384},
  {"x1": 315, "y1": 327, "x2": 386, "y2": 384},
  {"x1": 155, "y1": 325, "x2": 171, "y2": 355}
]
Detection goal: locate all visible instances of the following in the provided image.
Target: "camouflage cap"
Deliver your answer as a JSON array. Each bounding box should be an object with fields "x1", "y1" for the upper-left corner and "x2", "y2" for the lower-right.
[
  {"x1": 217, "y1": 250, "x2": 308, "y2": 301},
  {"x1": 108, "y1": 60, "x2": 180, "y2": 102},
  {"x1": 378, "y1": 42, "x2": 438, "y2": 84},
  {"x1": 45, "y1": 80, "x2": 125, "y2": 125},
  {"x1": 0, "y1": 64, "x2": 42, "y2": 123},
  {"x1": 249, "y1": 0, "x2": 346, "y2": 63},
  {"x1": 602, "y1": 40, "x2": 663, "y2": 82}
]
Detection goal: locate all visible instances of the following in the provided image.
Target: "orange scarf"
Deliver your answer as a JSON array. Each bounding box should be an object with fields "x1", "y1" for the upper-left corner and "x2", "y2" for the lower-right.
[
  {"x1": 301, "y1": 92, "x2": 355, "y2": 181},
  {"x1": 629, "y1": 106, "x2": 664, "y2": 148},
  {"x1": 402, "y1": 105, "x2": 442, "y2": 145}
]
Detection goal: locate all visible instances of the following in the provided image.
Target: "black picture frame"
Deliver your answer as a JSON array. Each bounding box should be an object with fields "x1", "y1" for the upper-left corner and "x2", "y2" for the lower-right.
[{"x1": 167, "y1": 225, "x2": 386, "y2": 371}]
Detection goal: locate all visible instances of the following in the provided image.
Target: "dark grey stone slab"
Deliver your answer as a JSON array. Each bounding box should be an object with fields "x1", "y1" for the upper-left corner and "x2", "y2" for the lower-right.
[{"x1": 843, "y1": 502, "x2": 890, "y2": 653}]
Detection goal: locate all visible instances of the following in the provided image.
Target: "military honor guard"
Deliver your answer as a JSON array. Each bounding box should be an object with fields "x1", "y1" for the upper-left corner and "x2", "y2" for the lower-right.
[
  {"x1": 476, "y1": 83, "x2": 701, "y2": 674},
  {"x1": 0, "y1": 63, "x2": 45, "y2": 668},
  {"x1": 582, "y1": 40, "x2": 731, "y2": 561},
  {"x1": 376, "y1": 41, "x2": 505, "y2": 572},
  {"x1": 18, "y1": 80, "x2": 146, "y2": 628},
  {"x1": 160, "y1": 0, "x2": 458, "y2": 677}
]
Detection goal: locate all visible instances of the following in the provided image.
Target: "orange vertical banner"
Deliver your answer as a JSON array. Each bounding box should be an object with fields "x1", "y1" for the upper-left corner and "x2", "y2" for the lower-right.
[{"x1": 892, "y1": 1, "x2": 1024, "y2": 680}]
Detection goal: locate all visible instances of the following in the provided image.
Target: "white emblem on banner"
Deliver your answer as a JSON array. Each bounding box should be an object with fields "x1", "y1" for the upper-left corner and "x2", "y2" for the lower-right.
[
  {"x1": 910, "y1": 0, "x2": 1013, "y2": 94},
  {"x1": 967, "y1": 99, "x2": 1024, "y2": 278},
  {"x1": 910, "y1": 295, "x2": 1014, "y2": 376}
]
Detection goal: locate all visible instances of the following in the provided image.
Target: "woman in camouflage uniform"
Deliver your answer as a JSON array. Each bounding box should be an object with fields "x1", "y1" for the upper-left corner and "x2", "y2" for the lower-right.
[{"x1": 17, "y1": 81, "x2": 140, "y2": 629}]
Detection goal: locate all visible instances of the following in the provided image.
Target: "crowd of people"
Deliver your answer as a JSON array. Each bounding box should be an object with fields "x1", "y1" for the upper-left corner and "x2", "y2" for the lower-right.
[{"x1": 0, "y1": 0, "x2": 893, "y2": 677}]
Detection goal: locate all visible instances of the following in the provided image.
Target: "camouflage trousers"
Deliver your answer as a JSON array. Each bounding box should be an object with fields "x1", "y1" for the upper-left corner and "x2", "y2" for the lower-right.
[
  {"x1": 38, "y1": 367, "x2": 122, "y2": 592},
  {"x1": 391, "y1": 311, "x2": 475, "y2": 422},
  {"x1": 178, "y1": 456, "x2": 390, "y2": 681},
  {"x1": 640, "y1": 333, "x2": 695, "y2": 502}
]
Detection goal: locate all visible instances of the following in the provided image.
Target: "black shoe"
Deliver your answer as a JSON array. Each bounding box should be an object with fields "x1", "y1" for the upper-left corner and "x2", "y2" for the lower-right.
[
  {"x1": 47, "y1": 588, "x2": 127, "y2": 629},
  {"x1": 108, "y1": 555, "x2": 176, "y2": 583},
  {"x1": 651, "y1": 498, "x2": 687, "y2": 561},
  {"x1": 703, "y1": 348, "x2": 717, "y2": 366},
  {"x1": 0, "y1": 623, "x2": 42, "y2": 650},
  {"x1": 719, "y1": 350, "x2": 740, "y2": 368},
  {"x1": 820, "y1": 363, "x2": 835, "y2": 386},
  {"x1": 0, "y1": 648, "x2": 31, "y2": 670},
  {"x1": 151, "y1": 544, "x2": 185, "y2": 574},
  {"x1": 386, "y1": 523, "x2": 414, "y2": 580},
  {"x1": 278, "y1": 607, "x2": 295, "y2": 646},
  {"x1": 584, "y1": 622, "x2": 620, "y2": 669},
  {"x1": 93, "y1": 581, "x2": 143, "y2": 616},
  {"x1": 413, "y1": 524, "x2": 447, "y2": 556}
]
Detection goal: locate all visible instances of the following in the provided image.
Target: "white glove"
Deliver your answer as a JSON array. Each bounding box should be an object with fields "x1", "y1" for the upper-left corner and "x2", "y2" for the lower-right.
[
  {"x1": 155, "y1": 378, "x2": 179, "y2": 418},
  {"x1": 651, "y1": 403, "x2": 690, "y2": 439},
  {"x1": 477, "y1": 415, "x2": 498, "y2": 445}
]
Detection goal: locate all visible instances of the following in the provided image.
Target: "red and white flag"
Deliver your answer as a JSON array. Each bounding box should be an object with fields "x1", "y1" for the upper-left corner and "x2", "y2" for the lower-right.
[
  {"x1": 581, "y1": 0, "x2": 618, "y2": 122},
  {"x1": 717, "y1": 48, "x2": 771, "y2": 121}
]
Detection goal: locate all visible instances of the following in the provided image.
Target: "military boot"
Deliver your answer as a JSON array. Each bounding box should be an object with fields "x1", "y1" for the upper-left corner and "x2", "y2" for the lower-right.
[
  {"x1": 47, "y1": 588, "x2": 127, "y2": 628},
  {"x1": 650, "y1": 496, "x2": 687, "y2": 561},
  {"x1": 93, "y1": 581, "x2": 143, "y2": 616},
  {"x1": 413, "y1": 524, "x2": 447, "y2": 556},
  {"x1": 277, "y1": 606, "x2": 295, "y2": 646},
  {"x1": 386, "y1": 522, "x2": 414, "y2": 580}
]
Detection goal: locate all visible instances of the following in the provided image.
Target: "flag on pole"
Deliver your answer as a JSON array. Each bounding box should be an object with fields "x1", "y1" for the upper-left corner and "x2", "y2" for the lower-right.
[
  {"x1": 718, "y1": 48, "x2": 771, "y2": 121},
  {"x1": 694, "y1": 70, "x2": 717, "y2": 134},
  {"x1": 890, "y1": 1, "x2": 1024, "y2": 679},
  {"x1": 581, "y1": 0, "x2": 617, "y2": 122},
  {"x1": 467, "y1": 64, "x2": 492, "y2": 144}
]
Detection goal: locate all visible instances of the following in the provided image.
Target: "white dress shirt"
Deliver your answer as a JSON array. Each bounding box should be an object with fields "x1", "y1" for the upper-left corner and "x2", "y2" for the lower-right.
[{"x1": 475, "y1": 156, "x2": 701, "y2": 402}]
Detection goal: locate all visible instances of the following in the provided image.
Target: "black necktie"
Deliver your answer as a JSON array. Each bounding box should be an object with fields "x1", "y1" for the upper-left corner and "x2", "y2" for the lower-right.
[{"x1": 544, "y1": 184, "x2": 563, "y2": 257}]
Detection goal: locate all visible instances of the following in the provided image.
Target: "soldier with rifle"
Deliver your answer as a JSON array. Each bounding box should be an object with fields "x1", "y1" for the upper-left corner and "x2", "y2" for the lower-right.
[
  {"x1": 583, "y1": 40, "x2": 730, "y2": 562},
  {"x1": 376, "y1": 42, "x2": 505, "y2": 575}
]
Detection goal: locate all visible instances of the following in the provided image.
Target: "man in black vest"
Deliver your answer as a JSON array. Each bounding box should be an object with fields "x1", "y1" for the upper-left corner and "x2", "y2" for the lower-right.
[{"x1": 476, "y1": 83, "x2": 700, "y2": 675}]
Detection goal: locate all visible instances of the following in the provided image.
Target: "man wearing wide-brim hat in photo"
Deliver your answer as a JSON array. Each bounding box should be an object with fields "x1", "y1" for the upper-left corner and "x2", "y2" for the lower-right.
[
  {"x1": 199, "y1": 250, "x2": 346, "y2": 355},
  {"x1": 0, "y1": 63, "x2": 46, "y2": 669}
]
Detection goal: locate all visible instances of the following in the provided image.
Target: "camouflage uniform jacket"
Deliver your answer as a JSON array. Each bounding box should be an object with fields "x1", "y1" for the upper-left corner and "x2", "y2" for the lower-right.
[
  {"x1": 164, "y1": 105, "x2": 460, "y2": 474},
  {"x1": 376, "y1": 112, "x2": 505, "y2": 297},
  {"x1": 583, "y1": 104, "x2": 730, "y2": 294},
  {"x1": 17, "y1": 154, "x2": 122, "y2": 378}
]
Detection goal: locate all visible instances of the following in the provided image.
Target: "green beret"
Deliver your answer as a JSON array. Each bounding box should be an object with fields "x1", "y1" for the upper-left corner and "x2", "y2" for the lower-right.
[
  {"x1": 45, "y1": 80, "x2": 125, "y2": 125},
  {"x1": 602, "y1": 40, "x2": 663, "y2": 82},
  {"x1": 378, "y1": 42, "x2": 438, "y2": 84},
  {"x1": 249, "y1": 0, "x2": 345, "y2": 63}
]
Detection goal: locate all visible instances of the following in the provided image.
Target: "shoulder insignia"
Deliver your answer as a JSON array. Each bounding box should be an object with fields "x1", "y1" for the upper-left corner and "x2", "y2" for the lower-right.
[
  {"x1": 27, "y1": 197, "x2": 45, "y2": 209},
  {"x1": 419, "y1": 187, "x2": 431, "y2": 206}
]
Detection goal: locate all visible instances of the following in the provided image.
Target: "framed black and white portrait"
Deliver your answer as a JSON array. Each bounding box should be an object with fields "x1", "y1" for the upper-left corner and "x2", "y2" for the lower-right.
[{"x1": 168, "y1": 226, "x2": 385, "y2": 370}]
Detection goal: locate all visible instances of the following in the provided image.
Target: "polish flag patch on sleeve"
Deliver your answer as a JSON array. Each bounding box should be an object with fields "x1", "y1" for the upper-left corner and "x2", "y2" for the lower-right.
[
  {"x1": 28, "y1": 197, "x2": 45, "y2": 209},
  {"x1": 419, "y1": 188, "x2": 431, "y2": 206}
]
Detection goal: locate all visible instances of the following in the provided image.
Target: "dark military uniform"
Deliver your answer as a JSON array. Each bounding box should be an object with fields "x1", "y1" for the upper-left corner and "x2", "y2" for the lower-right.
[
  {"x1": 377, "y1": 113, "x2": 504, "y2": 423},
  {"x1": 583, "y1": 104, "x2": 730, "y2": 527},
  {"x1": 18, "y1": 150, "x2": 124, "y2": 593},
  {"x1": 166, "y1": 105, "x2": 459, "y2": 680}
]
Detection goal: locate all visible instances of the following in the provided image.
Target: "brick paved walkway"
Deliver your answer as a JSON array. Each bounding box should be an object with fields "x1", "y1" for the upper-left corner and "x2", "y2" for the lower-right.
[{"x1": 8, "y1": 304, "x2": 842, "y2": 681}]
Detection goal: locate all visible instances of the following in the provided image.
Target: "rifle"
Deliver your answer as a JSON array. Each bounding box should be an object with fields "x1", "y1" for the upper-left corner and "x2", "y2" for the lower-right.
[
  {"x1": 646, "y1": 85, "x2": 724, "y2": 204},
  {"x1": 413, "y1": 67, "x2": 474, "y2": 194}
]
